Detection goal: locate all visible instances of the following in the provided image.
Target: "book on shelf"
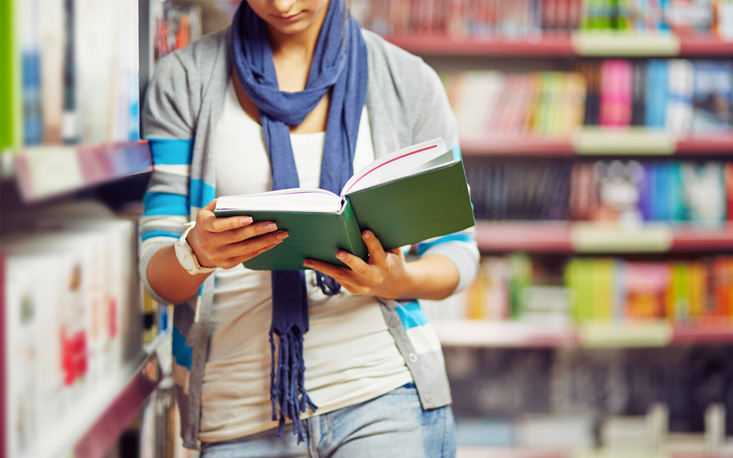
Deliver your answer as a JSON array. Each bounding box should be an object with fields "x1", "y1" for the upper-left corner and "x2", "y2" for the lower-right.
[
  {"x1": 1, "y1": 201, "x2": 143, "y2": 458},
  {"x1": 600, "y1": 59, "x2": 633, "y2": 127},
  {"x1": 9, "y1": 0, "x2": 141, "y2": 151},
  {"x1": 355, "y1": 0, "x2": 730, "y2": 38},
  {"x1": 0, "y1": 0, "x2": 15, "y2": 151},
  {"x1": 467, "y1": 157, "x2": 729, "y2": 225},
  {"x1": 692, "y1": 60, "x2": 733, "y2": 132},
  {"x1": 447, "y1": 57, "x2": 733, "y2": 137},
  {"x1": 214, "y1": 138, "x2": 476, "y2": 271}
]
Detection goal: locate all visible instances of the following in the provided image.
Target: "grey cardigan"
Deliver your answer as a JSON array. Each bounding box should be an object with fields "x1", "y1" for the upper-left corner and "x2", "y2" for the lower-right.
[{"x1": 140, "y1": 26, "x2": 480, "y2": 449}]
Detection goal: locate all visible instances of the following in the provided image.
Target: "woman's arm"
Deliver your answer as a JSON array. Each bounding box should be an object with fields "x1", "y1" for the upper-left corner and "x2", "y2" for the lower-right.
[{"x1": 147, "y1": 199, "x2": 288, "y2": 304}]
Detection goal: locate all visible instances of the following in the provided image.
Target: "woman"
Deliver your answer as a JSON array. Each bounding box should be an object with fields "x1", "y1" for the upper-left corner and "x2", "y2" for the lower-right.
[{"x1": 140, "y1": 0, "x2": 479, "y2": 456}]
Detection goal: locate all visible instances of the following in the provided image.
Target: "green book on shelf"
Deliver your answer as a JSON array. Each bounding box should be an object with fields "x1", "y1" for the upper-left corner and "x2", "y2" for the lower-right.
[
  {"x1": 214, "y1": 138, "x2": 476, "y2": 271},
  {"x1": 0, "y1": 0, "x2": 15, "y2": 151}
]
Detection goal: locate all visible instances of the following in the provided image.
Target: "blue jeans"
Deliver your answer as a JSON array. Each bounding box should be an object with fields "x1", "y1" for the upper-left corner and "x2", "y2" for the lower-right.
[{"x1": 200, "y1": 383, "x2": 456, "y2": 458}]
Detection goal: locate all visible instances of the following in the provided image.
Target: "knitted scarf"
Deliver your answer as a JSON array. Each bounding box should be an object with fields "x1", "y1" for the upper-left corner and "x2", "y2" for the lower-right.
[{"x1": 230, "y1": 0, "x2": 368, "y2": 441}]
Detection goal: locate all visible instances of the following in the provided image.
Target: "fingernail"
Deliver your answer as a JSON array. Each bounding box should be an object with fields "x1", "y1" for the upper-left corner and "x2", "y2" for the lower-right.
[
  {"x1": 265, "y1": 222, "x2": 277, "y2": 231},
  {"x1": 303, "y1": 260, "x2": 313, "y2": 267},
  {"x1": 276, "y1": 231, "x2": 289, "y2": 240},
  {"x1": 241, "y1": 216, "x2": 253, "y2": 225},
  {"x1": 335, "y1": 251, "x2": 346, "y2": 260},
  {"x1": 362, "y1": 231, "x2": 372, "y2": 239}
]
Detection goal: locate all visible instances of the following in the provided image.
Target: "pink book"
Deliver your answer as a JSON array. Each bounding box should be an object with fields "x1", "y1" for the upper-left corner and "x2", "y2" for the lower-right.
[{"x1": 600, "y1": 59, "x2": 634, "y2": 127}]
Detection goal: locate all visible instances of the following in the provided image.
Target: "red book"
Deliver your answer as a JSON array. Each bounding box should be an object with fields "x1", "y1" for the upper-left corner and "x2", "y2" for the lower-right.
[{"x1": 725, "y1": 163, "x2": 733, "y2": 221}]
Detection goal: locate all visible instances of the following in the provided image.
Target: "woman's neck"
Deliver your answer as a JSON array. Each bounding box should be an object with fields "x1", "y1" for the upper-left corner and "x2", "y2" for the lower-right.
[{"x1": 266, "y1": 4, "x2": 330, "y2": 92}]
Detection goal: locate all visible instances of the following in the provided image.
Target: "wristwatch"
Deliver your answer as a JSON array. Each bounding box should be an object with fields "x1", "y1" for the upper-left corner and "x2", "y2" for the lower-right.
[{"x1": 174, "y1": 222, "x2": 217, "y2": 275}]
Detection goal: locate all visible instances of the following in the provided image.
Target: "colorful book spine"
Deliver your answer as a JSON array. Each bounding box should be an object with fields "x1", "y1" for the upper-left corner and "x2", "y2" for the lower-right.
[
  {"x1": 691, "y1": 60, "x2": 733, "y2": 133},
  {"x1": 665, "y1": 59, "x2": 695, "y2": 134},
  {"x1": 20, "y1": 0, "x2": 43, "y2": 146},
  {"x1": 0, "y1": 0, "x2": 16, "y2": 151},
  {"x1": 645, "y1": 59, "x2": 668, "y2": 129},
  {"x1": 600, "y1": 59, "x2": 633, "y2": 126}
]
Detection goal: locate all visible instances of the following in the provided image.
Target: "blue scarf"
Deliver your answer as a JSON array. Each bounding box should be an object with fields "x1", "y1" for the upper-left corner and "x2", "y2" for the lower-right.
[{"x1": 230, "y1": 0, "x2": 368, "y2": 441}]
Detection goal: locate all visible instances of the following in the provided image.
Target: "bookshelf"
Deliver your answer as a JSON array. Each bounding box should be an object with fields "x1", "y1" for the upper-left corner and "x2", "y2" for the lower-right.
[
  {"x1": 0, "y1": 0, "x2": 180, "y2": 457},
  {"x1": 354, "y1": 0, "x2": 733, "y2": 454},
  {"x1": 10, "y1": 141, "x2": 152, "y2": 203}
]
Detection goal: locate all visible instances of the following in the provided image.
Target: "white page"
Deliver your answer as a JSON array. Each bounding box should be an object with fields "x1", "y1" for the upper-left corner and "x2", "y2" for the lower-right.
[
  {"x1": 215, "y1": 188, "x2": 342, "y2": 213},
  {"x1": 342, "y1": 137, "x2": 448, "y2": 195}
]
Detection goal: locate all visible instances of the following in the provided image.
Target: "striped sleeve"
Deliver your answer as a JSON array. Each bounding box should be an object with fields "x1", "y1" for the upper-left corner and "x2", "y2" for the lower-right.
[
  {"x1": 416, "y1": 224, "x2": 479, "y2": 294},
  {"x1": 138, "y1": 52, "x2": 198, "y2": 304}
]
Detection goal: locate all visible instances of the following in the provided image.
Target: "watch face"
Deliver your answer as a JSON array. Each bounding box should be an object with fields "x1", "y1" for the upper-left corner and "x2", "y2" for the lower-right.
[{"x1": 175, "y1": 242, "x2": 196, "y2": 271}]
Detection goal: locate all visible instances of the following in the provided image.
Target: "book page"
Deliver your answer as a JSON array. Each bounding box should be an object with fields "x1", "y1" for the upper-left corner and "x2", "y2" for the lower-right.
[
  {"x1": 215, "y1": 188, "x2": 343, "y2": 213},
  {"x1": 342, "y1": 137, "x2": 450, "y2": 195}
]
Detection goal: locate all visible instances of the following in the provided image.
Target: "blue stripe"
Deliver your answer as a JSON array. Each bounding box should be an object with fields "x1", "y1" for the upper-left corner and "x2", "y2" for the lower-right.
[
  {"x1": 143, "y1": 192, "x2": 189, "y2": 216},
  {"x1": 149, "y1": 138, "x2": 194, "y2": 165},
  {"x1": 417, "y1": 233, "x2": 473, "y2": 256},
  {"x1": 172, "y1": 326, "x2": 193, "y2": 369},
  {"x1": 141, "y1": 230, "x2": 180, "y2": 241},
  {"x1": 191, "y1": 178, "x2": 216, "y2": 209},
  {"x1": 395, "y1": 301, "x2": 428, "y2": 330}
]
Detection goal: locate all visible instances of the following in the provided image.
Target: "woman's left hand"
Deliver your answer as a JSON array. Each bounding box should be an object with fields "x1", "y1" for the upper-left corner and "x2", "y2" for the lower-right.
[{"x1": 303, "y1": 230, "x2": 412, "y2": 300}]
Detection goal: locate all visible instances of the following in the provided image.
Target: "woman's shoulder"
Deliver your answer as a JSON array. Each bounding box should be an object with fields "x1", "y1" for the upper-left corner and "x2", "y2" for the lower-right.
[
  {"x1": 153, "y1": 27, "x2": 230, "y2": 82},
  {"x1": 361, "y1": 29, "x2": 443, "y2": 95},
  {"x1": 361, "y1": 29, "x2": 426, "y2": 72}
]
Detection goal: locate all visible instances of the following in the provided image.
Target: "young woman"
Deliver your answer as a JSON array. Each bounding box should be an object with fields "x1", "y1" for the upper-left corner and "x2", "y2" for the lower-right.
[{"x1": 140, "y1": 0, "x2": 479, "y2": 456}]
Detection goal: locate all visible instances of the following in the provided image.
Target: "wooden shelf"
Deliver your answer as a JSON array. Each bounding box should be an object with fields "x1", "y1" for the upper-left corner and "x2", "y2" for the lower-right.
[
  {"x1": 460, "y1": 131, "x2": 733, "y2": 158},
  {"x1": 474, "y1": 222, "x2": 733, "y2": 254},
  {"x1": 73, "y1": 352, "x2": 163, "y2": 458},
  {"x1": 11, "y1": 141, "x2": 152, "y2": 203},
  {"x1": 384, "y1": 33, "x2": 733, "y2": 57},
  {"x1": 435, "y1": 321, "x2": 733, "y2": 349},
  {"x1": 434, "y1": 321, "x2": 578, "y2": 348},
  {"x1": 384, "y1": 34, "x2": 574, "y2": 57}
]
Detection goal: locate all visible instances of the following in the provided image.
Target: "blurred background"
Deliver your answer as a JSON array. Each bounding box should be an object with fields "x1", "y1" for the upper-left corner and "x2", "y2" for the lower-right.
[{"x1": 2, "y1": 0, "x2": 733, "y2": 457}]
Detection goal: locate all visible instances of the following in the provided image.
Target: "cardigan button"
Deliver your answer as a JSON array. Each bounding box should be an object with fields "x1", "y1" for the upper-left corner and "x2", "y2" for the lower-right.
[
  {"x1": 389, "y1": 318, "x2": 399, "y2": 328},
  {"x1": 407, "y1": 352, "x2": 418, "y2": 363},
  {"x1": 425, "y1": 395, "x2": 433, "y2": 403}
]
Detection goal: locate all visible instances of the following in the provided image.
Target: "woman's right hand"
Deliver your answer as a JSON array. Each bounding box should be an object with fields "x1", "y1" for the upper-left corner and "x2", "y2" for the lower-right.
[{"x1": 187, "y1": 198, "x2": 289, "y2": 270}]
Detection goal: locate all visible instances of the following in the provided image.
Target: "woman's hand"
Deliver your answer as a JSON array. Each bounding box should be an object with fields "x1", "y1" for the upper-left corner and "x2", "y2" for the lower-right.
[
  {"x1": 187, "y1": 199, "x2": 290, "y2": 270},
  {"x1": 303, "y1": 230, "x2": 413, "y2": 300}
]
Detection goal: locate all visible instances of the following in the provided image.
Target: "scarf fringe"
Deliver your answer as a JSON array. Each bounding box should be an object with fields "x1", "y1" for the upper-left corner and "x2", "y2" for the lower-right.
[{"x1": 269, "y1": 328, "x2": 318, "y2": 442}]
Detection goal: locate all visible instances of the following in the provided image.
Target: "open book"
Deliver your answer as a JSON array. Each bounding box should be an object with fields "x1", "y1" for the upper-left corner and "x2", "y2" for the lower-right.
[{"x1": 214, "y1": 138, "x2": 475, "y2": 271}]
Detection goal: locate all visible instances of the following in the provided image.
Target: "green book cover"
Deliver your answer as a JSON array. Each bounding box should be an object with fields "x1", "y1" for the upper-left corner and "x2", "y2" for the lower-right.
[
  {"x1": 220, "y1": 200, "x2": 367, "y2": 271},
  {"x1": 214, "y1": 138, "x2": 476, "y2": 271}
]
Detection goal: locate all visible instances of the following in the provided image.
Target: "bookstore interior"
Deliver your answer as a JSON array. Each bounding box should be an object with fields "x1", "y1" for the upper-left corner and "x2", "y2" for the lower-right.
[{"x1": 2, "y1": 0, "x2": 733, "y2": 457}]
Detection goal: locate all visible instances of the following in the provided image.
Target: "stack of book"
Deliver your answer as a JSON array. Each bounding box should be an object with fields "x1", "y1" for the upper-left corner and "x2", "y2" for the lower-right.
[
  {"x1": 445, "y1": 59, "x2": 732, "y2": 137},
  {"x1": 446, "y1": 71, "x2": 587, "y2": 137},
  {"x1": 5, "y1": 0, "x2": 141, "y2": 150},
  {"x1": 467, "y1": 158, "x2": 731, "y2": 225},
  {"x1": 352, "y1": 0, "x2": 733, "y2": 38},
  {"x1": 464, "y1": 253, "x2": 733, "y2": 325},
  {"x1": 1, "y1": 201, "x2": 142, "y2": 458}
]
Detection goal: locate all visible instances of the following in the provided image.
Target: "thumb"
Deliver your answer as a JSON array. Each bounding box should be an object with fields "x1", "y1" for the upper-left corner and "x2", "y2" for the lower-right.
[{"x1": 202, "y1": 198, "x2": 218, "y2": 212}]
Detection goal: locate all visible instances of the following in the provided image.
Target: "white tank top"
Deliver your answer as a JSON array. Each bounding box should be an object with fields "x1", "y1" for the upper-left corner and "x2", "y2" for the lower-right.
[{"x1": 200, "y1": 81, "x2": 412, "y2": 442}]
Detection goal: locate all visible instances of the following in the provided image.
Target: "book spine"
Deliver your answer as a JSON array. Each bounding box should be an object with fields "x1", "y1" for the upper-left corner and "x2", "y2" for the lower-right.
[
  {"x1": 0, "y1": 0, "x2": 15, "y2": 150},
  {"x1": 20, "y1": 0, "x2": 44, "y2": 146},
  {"x1": 645, "y1": 60, "x2": 668, "y2": 129},
  {"x1": 665, "y1": 59, "x2": 695, "y2": 134}
]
